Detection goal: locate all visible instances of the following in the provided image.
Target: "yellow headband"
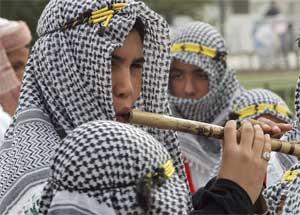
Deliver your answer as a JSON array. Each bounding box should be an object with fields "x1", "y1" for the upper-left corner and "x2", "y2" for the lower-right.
[
  {"x1": 171, "y1": 42, "x2": 227, "y2": 61},
  {"x1": 236, "y1": 104, "x2": 292, "y2": 120},
  {"x1": 63, "y1": 3, "x2": 128, "y2": 30}
]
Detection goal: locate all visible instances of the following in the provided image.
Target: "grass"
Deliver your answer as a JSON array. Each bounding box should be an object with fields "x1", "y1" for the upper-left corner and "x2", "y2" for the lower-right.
[{"x1": 236, "y1": 70, "x2": 299, "y2": 90}]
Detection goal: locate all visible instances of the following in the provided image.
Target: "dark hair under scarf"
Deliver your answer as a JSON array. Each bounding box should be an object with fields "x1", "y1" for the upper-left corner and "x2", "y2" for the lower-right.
[{"x1": 0, "y1": 0, "x2": 189, "y2": 214}]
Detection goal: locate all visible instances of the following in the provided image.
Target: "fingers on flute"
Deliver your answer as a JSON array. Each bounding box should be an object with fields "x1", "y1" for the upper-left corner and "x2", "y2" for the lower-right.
[
  {"x1": 239, "y1": 121, "x2": 254, "y2": 150},
  {"x1": 223, "y1": 120, "x2": 238, "y2": 154},
  {"x1": 249, "y1": 118, "x2": 272, "y2": 133},
  {"x1": 256, "y1": 117, "x2": 292, "y2": 134},
  {"x1": 263, "y1": 134, "x2": 271, "y2": 163},
  {"x1": 275, "y1": 123, "x2": 292, "y2": 133},
  {"x1": 220, "y1": 120, "x2": 268, "y2": 203},
  {"x1": 252, "y1": 125, "x2": 265, "y2": 157}
]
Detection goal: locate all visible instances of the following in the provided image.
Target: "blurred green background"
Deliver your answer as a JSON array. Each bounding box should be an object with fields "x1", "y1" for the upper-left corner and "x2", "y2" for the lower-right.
[{"x1": 0, "y1": 0, "x2": 48, "y2": 42}]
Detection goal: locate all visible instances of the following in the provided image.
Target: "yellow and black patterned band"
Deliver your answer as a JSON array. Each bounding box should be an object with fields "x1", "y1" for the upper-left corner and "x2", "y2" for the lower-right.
[{"x1": 171, "y1": 42, "x2": 227, "y2": 62}]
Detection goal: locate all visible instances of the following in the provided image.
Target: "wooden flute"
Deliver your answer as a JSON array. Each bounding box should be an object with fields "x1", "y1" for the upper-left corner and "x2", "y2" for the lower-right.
[{"x1": 124, "y1": 109, "x2": 300, "y2": 158}]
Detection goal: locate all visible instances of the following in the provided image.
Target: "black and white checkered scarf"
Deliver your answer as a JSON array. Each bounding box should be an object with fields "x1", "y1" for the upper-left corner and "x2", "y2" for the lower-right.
[
  {"x1": 39, "y1": 120, "x2": 190, "y2": 215},
  {"x1": 169, "y1": 22, "x2": 243, "y2": 124},
  {"x1": 230, "y1": 88, "x2": 293, "y2": 124},
  {"x1": 263, "y1": 75, "x2": 300, "y2": 214},
  {"x1": 0, "y1": 0, "x2": 188, "y2": 214}
]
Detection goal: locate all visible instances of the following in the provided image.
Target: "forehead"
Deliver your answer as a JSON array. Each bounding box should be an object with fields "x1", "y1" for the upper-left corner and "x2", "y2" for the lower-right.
[
  {"x1": 171, "y1": 60, "x2": 204, "y2": 73},
  {"x1": 112, "y1": 30, "x2": 143, "y2": 57}
]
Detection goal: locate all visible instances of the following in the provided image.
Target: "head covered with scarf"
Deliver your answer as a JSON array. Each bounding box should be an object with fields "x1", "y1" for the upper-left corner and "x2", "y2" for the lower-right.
[
  {"x1": 168, "y1": 21, "x2": 243, "y2": 124},
  {"x1": 209, "y1": 89, "x2": 293, "y2": 181},
  {"x1": 0, "y1": 18, "x2": 31, "y2": 116},
  {"x1": 0, "y1": 0, "x2": 188, "y2": 213},
  {"x1": 229, "y1": 88, "x2": 293, "y2": 124},
  {"x1": 263, "y1": 74, "x2": 300, "y2": 214},
  {"x1": 39, "y1": 120, "x2": 190, "y2": 215}
]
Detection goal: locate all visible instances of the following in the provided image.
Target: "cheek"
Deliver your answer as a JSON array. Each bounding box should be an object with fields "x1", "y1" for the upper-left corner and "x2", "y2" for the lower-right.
[
  {"x1": 169, "y1": 80, "x2": 184, "y2": 96},
  {"x1": 15, "y1": 67, "x2": 25, "y2": 82},
  {"x1": 10, "y1": 59, "x2": 28, "y2": 82},
  {"x1": 132, "y1": 72, "x2": 142, "y2": 98},
  {"x1": 195, "y1": 80, "x2": 209, "y2": 97},
  {"x1": 111, "y1": 65, "x2": 123, "y2": 89},
  {"x1": 111, "y1": 70, "x2": 117, "y2": 86},
  {"x1": 8, "y1": 49, "x2": 29, "y2": 64},
  {"x1": 0, "y1": 89, "x2": 20, "y2": 116}
]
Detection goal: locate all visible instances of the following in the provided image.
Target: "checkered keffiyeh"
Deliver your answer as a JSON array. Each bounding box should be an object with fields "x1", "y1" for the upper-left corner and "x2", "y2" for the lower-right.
[
  {"x1": 0, "y1": 0, "x2": 189, "y2": 214},
  {"x1": 169, "y1": 21, "x2": 243, "y2": 124},
  {"x1": 39, "y1": 120, "x2": 190, "y2": 215},
  {"x1": 263, "y1": 75, "x2": 300, "y2": 215},
  {"x1": 230, "y1": 88, "x2": 293, "y2": 124}
]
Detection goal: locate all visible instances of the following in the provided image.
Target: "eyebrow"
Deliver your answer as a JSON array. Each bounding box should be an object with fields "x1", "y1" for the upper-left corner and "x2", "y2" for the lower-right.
[
  {"x1": 170, "y1": 67, "x2": 184, "y2": 73},
  {"x1": 170, "y1": 67, "x2": 205, "y2": 74},
  {"x1": 112, "y1": 54, "x2": 145, "y2": 64},
  {"x1": 133, "y1": 57, "x2": 145, "y2": 64},
  {"x1": 194, "y1": 68, "x2": 205, "y2": 74}
]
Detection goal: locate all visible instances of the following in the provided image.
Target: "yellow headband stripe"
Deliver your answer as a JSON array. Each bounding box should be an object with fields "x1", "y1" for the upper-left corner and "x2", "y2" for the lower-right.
[
  {"x1": 236, "y1": 104, "x2": 292, "y2": 120},
  {"x1": 91, "y1": 3, "x2": 127, "y2": 17},
  {"x1": 171, "y1": 42, "x2": 226, "y2": 60},
  {"x1": 89, "y1": 3, "x2": 128, "y2": 26},
  {"x1": 63, "y1": 3, "x2": 128, "y2": 30}
]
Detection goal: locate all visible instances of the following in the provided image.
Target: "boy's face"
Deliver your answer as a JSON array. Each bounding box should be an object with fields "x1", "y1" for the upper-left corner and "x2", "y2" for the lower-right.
[
  {"x1": 7, "y1": 46, "x2": 29, "y2": 82},
  {"x1": 0, "y1": 87, "x2": 20, "y2": 116},
  {"x1": 169, "y1": 60, "x2": 209, "y2": 100},
  {"x1": 111, "y1": 30, "x2": 144, "y2": 118},
  {"x1": 0, "y1": 46, "x2": 29, "y2": 116}
]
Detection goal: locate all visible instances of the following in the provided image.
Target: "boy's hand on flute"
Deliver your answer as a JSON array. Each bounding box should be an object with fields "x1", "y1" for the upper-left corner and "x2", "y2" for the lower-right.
[
  {"x1": 248, "y1": 117, "x2": 292, "y2": 138},
  {"x1": 218, "y1": 120, "x2": 271, "y2": 204}
]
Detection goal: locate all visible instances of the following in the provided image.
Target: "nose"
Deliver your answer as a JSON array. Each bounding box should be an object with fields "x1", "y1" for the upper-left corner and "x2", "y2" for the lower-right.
[
  {"x1": 183, "y1": 78, "x2": 196, "y2": 98},
  {"x1": 113, "y1": 69, "x2": 134, "y2": 100}
]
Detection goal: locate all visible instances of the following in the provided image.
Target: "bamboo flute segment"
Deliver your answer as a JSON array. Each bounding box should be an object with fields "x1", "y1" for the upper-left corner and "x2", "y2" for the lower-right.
[{"x1": 128, "y1": 110, "x2": 300, "y2": 158}]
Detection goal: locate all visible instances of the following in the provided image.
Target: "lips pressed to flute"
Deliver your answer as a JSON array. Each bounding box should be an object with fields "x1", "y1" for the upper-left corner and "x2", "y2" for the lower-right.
[{"x1": 122, "y1": 109, "x2": 300, "y2": 158}]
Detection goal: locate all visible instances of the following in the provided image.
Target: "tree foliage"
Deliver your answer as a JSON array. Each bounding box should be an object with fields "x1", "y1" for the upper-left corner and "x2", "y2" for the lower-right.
[
  {"x1": 0, "y1": 0, "x2": 48, "y2": 42},
  {"x1": 142, "y1": 0, "x2": 212, "y2": 24},
  {"x1": 0, "y1": 0, "x2": 212, "y2": 42}
]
